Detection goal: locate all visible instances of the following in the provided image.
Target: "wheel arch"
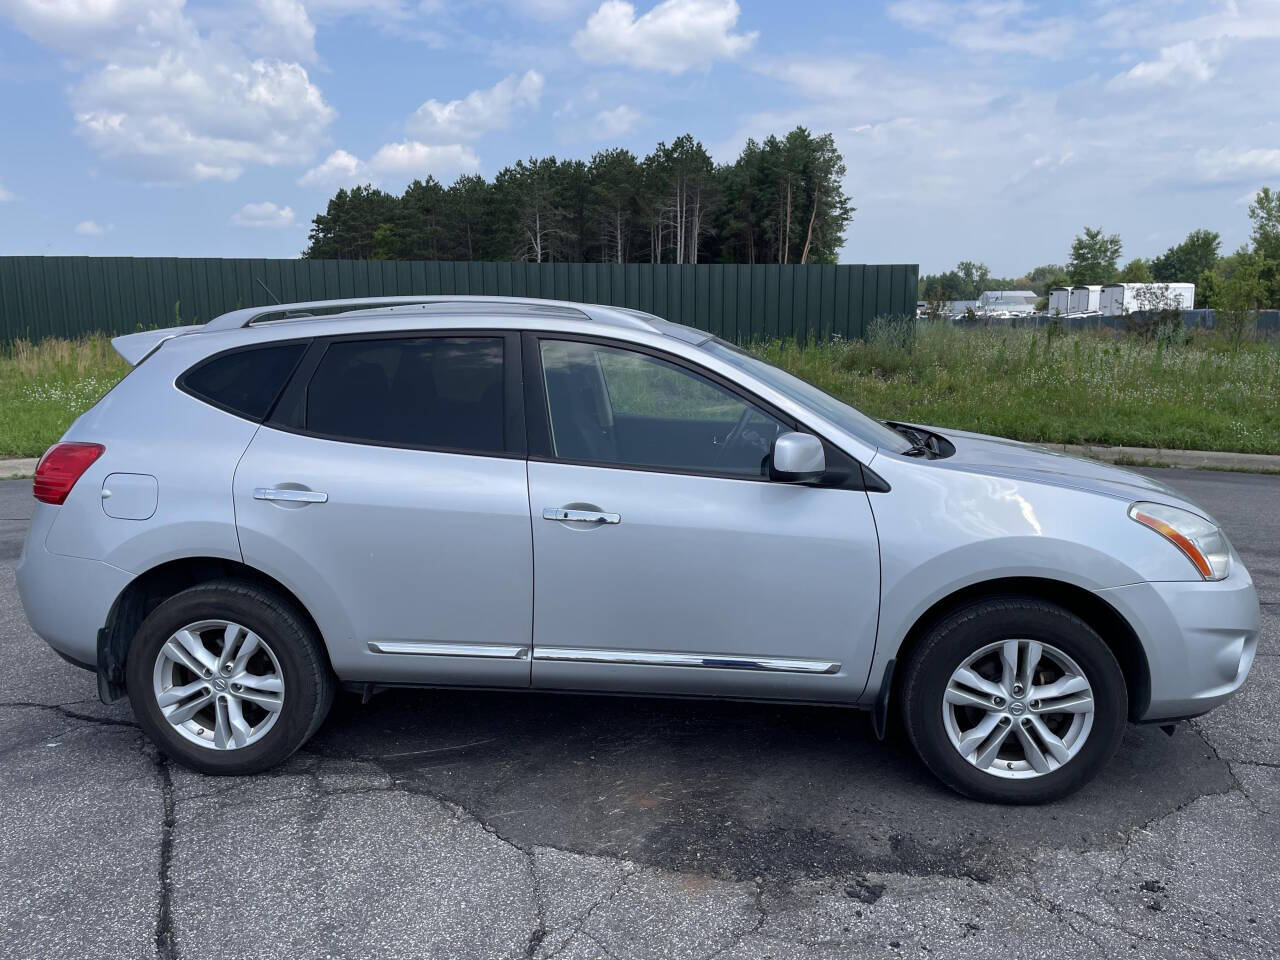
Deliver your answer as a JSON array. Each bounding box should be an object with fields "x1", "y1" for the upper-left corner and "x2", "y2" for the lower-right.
[
  {"x1": 97, "y1": 556, "x2": 330, "y2": 702},
  {"x1": 888, "y1": 577, "x2": 1151, "y2": 723}
]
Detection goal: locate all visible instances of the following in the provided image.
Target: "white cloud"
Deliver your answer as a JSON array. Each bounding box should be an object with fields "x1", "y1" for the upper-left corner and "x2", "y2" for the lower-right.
[
  {"x1": 74, "y1": 219, "x2": 107, "y2": 236},
  {"x1": 573, "y1": 0, "x2": 756, "y2": 74},
  {"x1": 367, "y1": 141, "x2": 481, "y2": 181},
  {"x1": 407, "y1": 70, "x2": 544, "y2": 142},
  {"x1": 1113, "y1": 40, "x2": 1217, "y2": 88},
  {"x1": 1, "y1": 0, "x2": 188, "y2": 57},
  {"x1": 0, "y1": 180, "x2": 12, "y2": 201},
  {"x1": 887, "y1": 0, "x2": 1075, "y2": 58},
  {"x1": 298, "y1": 149, "x2": 366, "y2": 188},
  {"x1": 590, "y1": 105, "x2": 641, "y2": 138},
  {"x1": 231, "y1": 201, "x2": 296, "y2": 228},
  {"x1": 1194, "y1": 148, "x2": 1280, "y2": 183},
  {"x1": 248, "y1": 0, "x2": 318, "y2": 63},
  {"x1": 2, "y1": 0, "x2": 335, "y2": 183}
]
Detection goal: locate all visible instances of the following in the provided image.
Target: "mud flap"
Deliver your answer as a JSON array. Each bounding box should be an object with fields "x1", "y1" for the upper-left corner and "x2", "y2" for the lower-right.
[{"x1": 873, "y1": 658, "x2": 895, "y2": 741}]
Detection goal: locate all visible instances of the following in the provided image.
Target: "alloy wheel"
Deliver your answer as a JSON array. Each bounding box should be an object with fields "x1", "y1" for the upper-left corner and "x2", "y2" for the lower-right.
[
  {"x1": 151, "y1": 619, "x2": 285, "y2": 750},
  {"x1": 941, "y1": 638, "x2": 1095, "y2": 779}
]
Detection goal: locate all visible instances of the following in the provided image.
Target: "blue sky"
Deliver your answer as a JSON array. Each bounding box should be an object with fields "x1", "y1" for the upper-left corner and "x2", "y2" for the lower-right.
[{"x1": 1, "y1": 0, "x2": 1278, "y2": 275}]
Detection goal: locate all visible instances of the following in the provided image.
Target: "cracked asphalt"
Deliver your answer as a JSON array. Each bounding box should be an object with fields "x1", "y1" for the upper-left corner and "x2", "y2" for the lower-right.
[{"x1": 2, "y1": 468, "x2": 1277, "y2": 960}]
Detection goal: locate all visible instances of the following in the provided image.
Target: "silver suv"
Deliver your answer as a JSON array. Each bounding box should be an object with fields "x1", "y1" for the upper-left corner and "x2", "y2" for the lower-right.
[{"x1": 17, "y1": 297, "x2": 1259, "y2": 803}]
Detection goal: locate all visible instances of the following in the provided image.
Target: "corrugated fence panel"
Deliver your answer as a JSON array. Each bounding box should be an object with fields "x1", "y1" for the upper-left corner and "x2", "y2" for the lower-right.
[{"x1": 0, "y1": 257, "x2": 918, "y2": 344}]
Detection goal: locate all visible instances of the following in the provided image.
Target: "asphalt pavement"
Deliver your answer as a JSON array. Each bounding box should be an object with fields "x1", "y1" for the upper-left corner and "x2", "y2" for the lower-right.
[{"x1": 1, "y1": 468, "x2": 1277, "y2": 960}]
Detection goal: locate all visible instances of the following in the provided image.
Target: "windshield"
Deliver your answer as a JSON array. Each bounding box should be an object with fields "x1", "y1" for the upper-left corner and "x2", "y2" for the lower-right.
[{"x1": 701, "y1": 339, "x2": 913, "y2": 454}]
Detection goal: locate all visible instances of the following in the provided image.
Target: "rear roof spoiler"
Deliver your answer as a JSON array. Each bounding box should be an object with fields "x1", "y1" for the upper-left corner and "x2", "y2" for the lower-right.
[{"x1": 111, "y1": 326, "x2": 203, "y2": 366}]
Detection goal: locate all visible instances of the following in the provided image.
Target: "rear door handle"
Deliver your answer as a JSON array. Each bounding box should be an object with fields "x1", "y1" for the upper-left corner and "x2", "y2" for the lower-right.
[
  {"x1": 542, "y1": 507, "x2": 620, "y2": 524},
  {"x1": 254, "y1": 487, "x2": 328, "y2": 504}
]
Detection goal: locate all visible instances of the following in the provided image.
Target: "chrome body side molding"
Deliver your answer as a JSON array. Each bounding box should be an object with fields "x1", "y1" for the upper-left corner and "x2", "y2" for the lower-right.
[
  {"x1": 367, "y1": 640, "x2": 530, "y2": 659},
  {"x1": 532, "y1": 647, "x2": 841, "y2": 674}
]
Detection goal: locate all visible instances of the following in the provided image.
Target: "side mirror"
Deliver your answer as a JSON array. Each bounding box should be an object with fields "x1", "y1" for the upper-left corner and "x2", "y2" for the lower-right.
[{"x1": 769, "y1": 432, "x2": 825, "y2": 483}]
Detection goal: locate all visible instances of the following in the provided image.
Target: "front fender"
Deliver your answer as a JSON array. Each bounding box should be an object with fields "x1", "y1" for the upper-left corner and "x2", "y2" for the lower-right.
[{"x1": 859, "y1": 457, "x2": 1197, "y2": 701}]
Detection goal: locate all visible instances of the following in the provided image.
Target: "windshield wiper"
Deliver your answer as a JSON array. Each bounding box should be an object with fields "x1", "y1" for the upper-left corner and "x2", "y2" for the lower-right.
[{"x1": 887, "y1": 421, "x2": 938, "y2": 459}]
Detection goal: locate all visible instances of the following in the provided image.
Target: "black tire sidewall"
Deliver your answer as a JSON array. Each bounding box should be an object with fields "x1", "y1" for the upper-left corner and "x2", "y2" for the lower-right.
[
  {"x1": 902, "y1": 598, "x2": 1127, "y2": 804},
  {"x1": 126, "y1": 582, "x2": 328, "y2": 775}
]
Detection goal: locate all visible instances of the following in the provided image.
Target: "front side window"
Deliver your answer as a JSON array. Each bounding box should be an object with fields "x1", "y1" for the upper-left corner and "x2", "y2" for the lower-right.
[
  {"x1": 539, "y1": 339, "x2": 786, "y2": 477},
  {"x1": 701, "y1": 338, "x2": 913, "y2": 454},
  {"x1": 305, "y1": 337, "x2": 504, "y2": 453}
]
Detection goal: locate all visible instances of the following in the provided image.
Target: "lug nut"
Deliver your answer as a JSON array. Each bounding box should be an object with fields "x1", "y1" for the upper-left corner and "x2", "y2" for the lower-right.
[
  {"x1": 203, "y1": 669, "x2": 213, "y2": 678},
  {"x1": 992, "y1": 696, "x2": 1005, "y2": 707},
  {"x1": 1030, "y1": 699, "x2": 1041, "y2": 710},
  {"x1": 231, "y1": 683, "x2": 243, "y2": 692},
  {"x1": 998, "y1": 716, "x2": 1011, "y2": 725},
  {"x1": 1012, "y1": 682, "x2": 1025, "y2": 696}
]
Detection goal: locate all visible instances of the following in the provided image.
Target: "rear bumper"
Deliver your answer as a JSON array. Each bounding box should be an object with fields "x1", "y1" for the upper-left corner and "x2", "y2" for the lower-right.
[
  {"x1": 16, "y1": 507, "x2": 131, "y2": 669},
  {"x1": 1100, "y1": 569, "x2": 1260, "y2": 722}
]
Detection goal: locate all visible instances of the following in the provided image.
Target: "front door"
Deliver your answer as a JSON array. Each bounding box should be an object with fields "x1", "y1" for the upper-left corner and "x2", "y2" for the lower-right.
[
  {"x1": 233, "y1": 331, "x2": 533, "y2": 687},
  {"x1": 524, "y1": 335, "x2": 881, "y2": 702}
]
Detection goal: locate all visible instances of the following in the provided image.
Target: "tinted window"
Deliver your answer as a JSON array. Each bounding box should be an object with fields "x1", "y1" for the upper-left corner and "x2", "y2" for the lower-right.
[
  {"x1": 183, "y1": 343, "x2": 306, "y2": 421},
  {"x1": 701, "y1": 338, "x2": 913, "y2": 454},
  {"x1": 539, "y1": 339, "x2": 786, "y2": 477},
  {"x1": 306, "y1": 337, "x2": 504, "y2": 453}
]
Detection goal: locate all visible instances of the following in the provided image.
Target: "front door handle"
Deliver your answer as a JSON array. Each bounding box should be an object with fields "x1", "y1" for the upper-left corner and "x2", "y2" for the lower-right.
[
  {"x1": 254, "y1": 487, "x2": 328, "y2": 504},
  {"x1": 542, "y1": 507, "x2": 620, "y2": 524}
]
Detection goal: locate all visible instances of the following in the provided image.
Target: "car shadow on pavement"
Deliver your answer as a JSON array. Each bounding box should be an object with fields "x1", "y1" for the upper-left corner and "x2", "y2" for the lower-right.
[{"x1": 302, "y1": 686, "x2": 1234, "y2": 884}]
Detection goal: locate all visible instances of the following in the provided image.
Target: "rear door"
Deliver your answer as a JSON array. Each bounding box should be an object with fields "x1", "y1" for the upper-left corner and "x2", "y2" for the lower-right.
[
  {"x1": 524, "y1": 334, "x2": 881, "y2": 703},
  {"x1": 233, "y1": 331, "x2": 534, "y2": 687}
]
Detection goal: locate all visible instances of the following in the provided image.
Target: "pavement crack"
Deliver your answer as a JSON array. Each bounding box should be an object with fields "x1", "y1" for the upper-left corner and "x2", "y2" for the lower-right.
[
  {"x1": 522, "y1": 848, "x2": 548, "y2": 960},
  {"x1": 1187, "y1": 719, "x2": 1264, "y2": 814},
  {"x1": 149, "y1": 746, "x2": 179, "y2": 960},
  {"x1": 540, "y1": 866, "x2": 640, "y2": 960},
  {"x1": 1, "y1": 700, "x2": 138, "y2": 729}
]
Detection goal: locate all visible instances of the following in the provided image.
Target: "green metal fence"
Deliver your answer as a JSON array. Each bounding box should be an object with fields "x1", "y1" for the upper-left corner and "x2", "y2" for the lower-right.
[{"x1": 0, "y1": 257, "x2": 918, "y2": 343}]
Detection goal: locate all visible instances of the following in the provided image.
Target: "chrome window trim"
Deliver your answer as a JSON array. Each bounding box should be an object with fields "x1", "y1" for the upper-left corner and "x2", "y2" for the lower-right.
[
  {"x1": 533, "y1": 647, "x2": 840, "y2": 675},
  {"x1": 367, "y1": 640, "x2": 530, "y2": 660}
]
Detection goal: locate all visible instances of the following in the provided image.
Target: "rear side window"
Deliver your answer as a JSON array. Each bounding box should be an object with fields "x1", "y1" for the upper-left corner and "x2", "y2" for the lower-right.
[
  {"x1": 304, "y1": 337, "x2": 505, "y2": 454},
  {"x1": 181, "y1": 343, "x2": 306, "y2": 421}
]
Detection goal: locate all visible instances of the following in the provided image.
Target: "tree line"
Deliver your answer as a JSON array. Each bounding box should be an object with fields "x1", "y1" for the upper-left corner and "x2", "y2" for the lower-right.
[
  {"x1": 920, "y1": 187, "x2": 1280, "y2": 313},
  {"x1": 304, "y1": 128, "x2": 854, "y2": 267}
]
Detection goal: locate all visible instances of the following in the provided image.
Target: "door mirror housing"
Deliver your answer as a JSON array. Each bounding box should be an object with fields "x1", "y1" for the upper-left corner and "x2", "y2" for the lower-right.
[{"x1": 770, "y1": 432, "x2": 826, "y2": 483}]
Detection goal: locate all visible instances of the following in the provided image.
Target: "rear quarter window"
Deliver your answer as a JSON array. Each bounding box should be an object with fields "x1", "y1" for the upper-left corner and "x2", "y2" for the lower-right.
[{"x1": 180, "y1": 342, "x2": 307, "y2": 421}]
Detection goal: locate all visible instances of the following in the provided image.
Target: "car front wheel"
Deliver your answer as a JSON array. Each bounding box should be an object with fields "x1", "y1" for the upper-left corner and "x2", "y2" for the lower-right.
[
  {"x1": 901, "y1": 597, "x2": 1127, "y2": 803},
  {"x1": 126, "y1": 580, "x2": 334, "y2": 775}
]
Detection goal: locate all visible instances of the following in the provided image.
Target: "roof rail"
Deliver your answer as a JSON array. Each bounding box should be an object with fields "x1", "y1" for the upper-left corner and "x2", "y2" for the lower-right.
[{"x1": 202, "y1": 295, "x2": 659, "y2": 333}]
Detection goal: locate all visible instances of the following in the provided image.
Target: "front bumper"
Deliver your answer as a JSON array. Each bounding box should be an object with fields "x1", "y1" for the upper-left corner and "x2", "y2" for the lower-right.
[
  {"x1": 16, "y1": 505, "x2": 132, "y2": 670},
  {"x1": 1100, "y1": 568, "x2": 1260, "y2": 722}
]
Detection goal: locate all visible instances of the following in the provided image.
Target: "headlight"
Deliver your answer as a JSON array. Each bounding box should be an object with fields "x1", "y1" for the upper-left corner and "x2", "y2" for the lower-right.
[{"x1": 1128, "y1": 501, "x2": 1231, "y2": 581}]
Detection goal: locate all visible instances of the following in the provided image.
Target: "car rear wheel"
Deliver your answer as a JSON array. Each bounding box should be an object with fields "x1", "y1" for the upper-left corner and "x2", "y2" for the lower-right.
[
  {"x1": 126, "y1": 580, "x2": 334, "y2": 775},
  {"x1": 900, "y1": 597, "x2": 1127, "y2": 804}
]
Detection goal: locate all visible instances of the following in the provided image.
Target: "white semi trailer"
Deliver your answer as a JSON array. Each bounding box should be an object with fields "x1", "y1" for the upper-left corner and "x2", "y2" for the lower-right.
[
  {"x1": 1099, "y1": 283, "x2": 1195, "y2": 316},
  {"x1": 1068, "y1": 285, "x2": 1103, "y2": 314},
  {"x1": 1047, "y1": 287, "x2": 1071, "y2": 315}
]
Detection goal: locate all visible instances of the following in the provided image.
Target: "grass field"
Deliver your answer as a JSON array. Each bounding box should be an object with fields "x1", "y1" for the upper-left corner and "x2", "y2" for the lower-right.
[
  {"x1": 0, "y1": 337, "x2": 128, "y2": 459},
  {"x1": 1, "y1": 322, "x2": 1278, "y2": 458},
  {"x1": 754, "y1": 321, "x2": 1280, "y2": 455}
]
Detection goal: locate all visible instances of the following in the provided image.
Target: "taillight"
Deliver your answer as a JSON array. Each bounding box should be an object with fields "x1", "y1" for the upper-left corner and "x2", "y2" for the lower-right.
[{"x1": 33, "y1": 442, "x2": 105, "y2": 505}]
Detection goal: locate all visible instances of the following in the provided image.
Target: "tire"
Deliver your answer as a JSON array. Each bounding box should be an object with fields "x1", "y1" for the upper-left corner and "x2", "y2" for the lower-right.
[
  {"x1": 900, "y1": 597, "x2": 1127, "y2": 804},
  {"x1": 126, "y1": 579, "x2": 334, "y2": 775}
]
